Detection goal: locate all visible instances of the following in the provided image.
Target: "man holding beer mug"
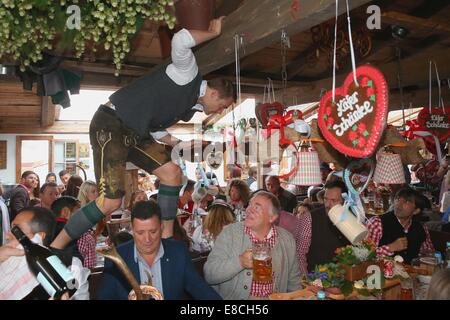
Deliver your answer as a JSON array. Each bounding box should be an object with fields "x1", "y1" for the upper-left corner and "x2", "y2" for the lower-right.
[{"x1": 204, "y1": 191, "x2": 301, "y2": 299}]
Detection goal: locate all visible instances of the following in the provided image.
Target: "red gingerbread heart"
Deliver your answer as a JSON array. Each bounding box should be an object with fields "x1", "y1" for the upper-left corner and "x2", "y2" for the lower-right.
[
  {"x1": 318, "y1": 65, "x2": 389, "y2": 158},
  {"x1": 416, "y1": 107, "x2": 450, "y2": 143}
]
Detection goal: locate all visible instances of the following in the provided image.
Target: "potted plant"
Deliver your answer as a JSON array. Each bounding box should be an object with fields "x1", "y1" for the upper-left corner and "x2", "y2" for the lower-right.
[
  {"x1": 334, "y1": 239, "x2": 377, "y2": 281},
  {"x1": 302, "y1": 263, "x2": 354, "y2": 298}
]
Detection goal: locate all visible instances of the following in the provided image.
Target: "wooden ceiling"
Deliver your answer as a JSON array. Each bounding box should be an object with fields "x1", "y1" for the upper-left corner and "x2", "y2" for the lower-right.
[{"x1": 1, "y1": 0, "x2": 450, "y2": 134}]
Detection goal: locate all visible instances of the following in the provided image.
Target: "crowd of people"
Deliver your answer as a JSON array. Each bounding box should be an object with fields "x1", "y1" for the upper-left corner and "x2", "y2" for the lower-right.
[
  {"x1": 0, "y1": 160, "x2": 449, "y2": 300},
  {"x1": 0, "y1": 16, "x2": 449, "y2": 301}
]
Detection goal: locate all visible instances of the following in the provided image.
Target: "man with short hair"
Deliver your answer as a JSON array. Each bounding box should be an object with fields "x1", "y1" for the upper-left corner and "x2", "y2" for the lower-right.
[
  {"x1": 5, "y1": 207, "x2": 90, "y2": 299},
  {"x1": 58, "y1": 170, "x2": 71, "y2": 188},
  {"x1": 51, "y1": 17, "x2": 235, "y2": 250},
  {"x1": 246, "y1": 166, "x2": 257, "y2": 187},
  {"x1": 303, "y1": 180, "x2": 351, "y2": 272},
  {"x1": 51, "y1": 196, "x2": 96, "y2": 269},
  {"x1": 367, "y1": 187, "x2": 434, "y2": 263},
  {"x1": 204, "y1": 191, "x2": 301, "y2": 299},
  {"x1": 97, "y1": 200, "x2": 221, "y2": 300},
  {"x1": 265, "y1": 176, "x2": 297, "y2": 213},
  {"x1": 9, "y1": 171, "x2": 39, "y2": 221},
  {"x1": 38, "y1": 182, "x2": 60, "y2": 210}
]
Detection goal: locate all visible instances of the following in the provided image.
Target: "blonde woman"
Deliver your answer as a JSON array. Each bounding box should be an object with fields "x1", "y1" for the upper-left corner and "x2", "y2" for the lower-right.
[
  {"x1": 78, "y1": 180, "x2": 99, "y2": 206},
  {"x1": 191, "y1": 200, "x2": 235, "y2": 252},
  {"x1": 77, "y1": 181, "x2": 104, "y2": 240}
]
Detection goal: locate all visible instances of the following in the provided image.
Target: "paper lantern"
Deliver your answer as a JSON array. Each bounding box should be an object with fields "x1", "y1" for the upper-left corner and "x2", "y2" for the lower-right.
[
  {"x1": 288, "y1": 150, "x2": 322, "y2": 186},
  {"x1": 373, "y1": 152, "x2": 406, "y2": 184}
]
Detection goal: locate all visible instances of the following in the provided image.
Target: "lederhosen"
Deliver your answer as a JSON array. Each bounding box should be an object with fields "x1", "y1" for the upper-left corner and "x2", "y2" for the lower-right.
[{"x1": 89, "y1": 69, "x2": 202, "y2": 201}]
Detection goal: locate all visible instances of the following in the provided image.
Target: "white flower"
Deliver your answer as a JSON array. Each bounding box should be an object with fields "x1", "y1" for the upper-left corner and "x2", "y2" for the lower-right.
[
  {"x1": 312, "y1": 279, "x2": 323, "y2": 288},
  {"x1": 352, "y1": 245, "x2": 370, "y2": 262},
  {"x1": 394, "y1": 255, "x2": 404, "y2": 263}
]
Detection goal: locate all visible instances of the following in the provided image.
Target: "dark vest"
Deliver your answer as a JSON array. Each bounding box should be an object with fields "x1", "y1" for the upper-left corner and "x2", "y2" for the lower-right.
[
  {"x1": 110, "y1": 68, "x2": 203, "y2": 138},
  {"x1": 379, "y1": 211, "x2": 426, "y2": 264},
  {"x1": 307, "y1": 205, "x2": 350, "y2": 272}
]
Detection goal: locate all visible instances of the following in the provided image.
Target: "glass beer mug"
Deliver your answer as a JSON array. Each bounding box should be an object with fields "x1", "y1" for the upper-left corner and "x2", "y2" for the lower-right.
[{"x1": 252, "y1": 243, "x2": 272, "y2": 282}]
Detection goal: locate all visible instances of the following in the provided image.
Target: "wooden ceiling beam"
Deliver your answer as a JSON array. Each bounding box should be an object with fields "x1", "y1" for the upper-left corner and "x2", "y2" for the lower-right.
[
  {"x1": 62, "y1": 61, "x2": 151, "y2": 77},
  {"x1": 214, "y1": 0, "x2": 244, "y2": 17},
  {"x1": 190, "y1": 0, "x2": 373, "y2": 75},
  {"x1": 278, "y1": 44, "x2": 450, "y2": 105},
  {"x1": 0, "y1": 120, "x2": 195, "y2": 135},
  {"x1": 381, "y1": 11, "x2": 450, "y2": 34},
  {"x1": 41, "y1": 96, "x2": 55, "y2": 127}
]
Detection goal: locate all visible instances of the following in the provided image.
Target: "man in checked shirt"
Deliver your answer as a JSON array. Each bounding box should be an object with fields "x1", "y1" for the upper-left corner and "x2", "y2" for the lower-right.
[
  {"x1": 366, "y1": 187, "x2": 434, "y2": 264},
  {"x1": 204, "y1": 191, "x2": 301, "y2": 299}
]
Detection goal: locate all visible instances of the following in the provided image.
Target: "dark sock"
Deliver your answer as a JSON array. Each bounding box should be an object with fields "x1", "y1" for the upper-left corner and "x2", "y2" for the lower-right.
[
  {"x1": 158, "y1": 184, "x2": 182, "y2": 220},
  {"x1": 64, "y1": 201, "x2": 104, "y2": 240}
]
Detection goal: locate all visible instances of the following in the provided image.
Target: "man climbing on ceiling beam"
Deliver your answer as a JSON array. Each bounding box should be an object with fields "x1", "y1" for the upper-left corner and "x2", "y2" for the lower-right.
[{"x1": 51, "y1": 16, "x2": 236, "y2": 249}]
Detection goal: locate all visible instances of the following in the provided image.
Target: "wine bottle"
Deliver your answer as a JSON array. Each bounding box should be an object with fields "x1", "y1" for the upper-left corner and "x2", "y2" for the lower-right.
[{"x1": 11, "y1": 226, "x2": 77, "y2": 299}]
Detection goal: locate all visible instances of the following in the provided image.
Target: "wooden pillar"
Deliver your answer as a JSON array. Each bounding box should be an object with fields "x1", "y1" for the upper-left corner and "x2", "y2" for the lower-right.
[{"x1": 124, "y1": 169, "x2": 138, "y2": 208}]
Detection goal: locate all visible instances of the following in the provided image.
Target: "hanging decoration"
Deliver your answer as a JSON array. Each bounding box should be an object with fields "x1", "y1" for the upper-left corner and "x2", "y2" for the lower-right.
[
  {"x1": 287, "y1": 145, "x2": 322, "y2": 186},
  {"x1": 373, "y1": 151, "x2": 406, "y2": 185},
  {"x1": 318, "y1": 65, "x2": 389, "y2": 158},
  {"x1": 416, "y1": 108, "x2": 450, "y2": 143},
  {"x1": 403, "y1": 61, "x2": 449, "y2": 158},
  {"x1": 343, "y1": 158, "x2": 374, "y2": 194},
  {"x1": 263, "y1": 110, "x2": 301, "y2": 145},
  {"x1": 318, "y1": 0, "x2": 388, "y2": 158}
]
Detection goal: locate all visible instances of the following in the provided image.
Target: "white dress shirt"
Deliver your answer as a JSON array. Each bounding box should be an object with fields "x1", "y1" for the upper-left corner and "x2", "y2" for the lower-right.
[{"x1": 151, "y1": 28, "x2": 206, "y2": 141}]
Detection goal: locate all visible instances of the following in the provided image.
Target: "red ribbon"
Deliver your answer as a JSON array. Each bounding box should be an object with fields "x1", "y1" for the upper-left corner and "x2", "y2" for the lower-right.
[
  {"x1": 262, "y1": 110, "x2": 304, "y2": 146},
  {"x1": 262, "y1": 110, "x2": 304, "y2": 179}
]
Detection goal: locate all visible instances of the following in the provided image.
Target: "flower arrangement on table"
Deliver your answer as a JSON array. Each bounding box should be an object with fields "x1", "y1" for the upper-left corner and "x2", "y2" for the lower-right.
[
  {"x1": 379, "y1": 255, "x2": 410, "y2": 279},
  {"x1": 334, "y1": 240, "x2": 377, "y2": 281},
  {"x1": 352, "y1": 255, "x2": 410, "y2": 299},
  {"x1": 302, "y1": 263, "x2": 354, "y2": 297}
]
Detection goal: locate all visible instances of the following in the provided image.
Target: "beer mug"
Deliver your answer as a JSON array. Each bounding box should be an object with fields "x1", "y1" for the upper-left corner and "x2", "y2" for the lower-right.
[{"x1": 252, "y1": 243, "x2": 272, "y2": 282}]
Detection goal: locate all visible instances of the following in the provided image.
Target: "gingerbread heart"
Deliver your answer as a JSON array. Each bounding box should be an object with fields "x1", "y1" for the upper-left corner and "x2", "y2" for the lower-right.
[
  {"x1": 318, "y1": 65, "x2": 388, "y2": 158},
  {"x1": 343, "y1": 158, "x2": 374, "y2": 194},
  {"x1": 416, "y1": 107, "x2": 450, "y2": 143}
]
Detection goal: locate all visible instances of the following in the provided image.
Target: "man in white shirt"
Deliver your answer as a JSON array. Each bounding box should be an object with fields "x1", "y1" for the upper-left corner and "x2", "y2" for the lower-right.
[
  {"x1": 53, "y1": 17, "x2": 236, "y2": 250},
  {"x1": 0, "y1": 207, "x2": 90, "y2": 300}
]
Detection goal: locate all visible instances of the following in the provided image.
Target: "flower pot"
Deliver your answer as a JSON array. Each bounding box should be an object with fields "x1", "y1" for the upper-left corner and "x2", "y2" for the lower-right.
[{"x1": 341, "y1": 260, "x2": 374, "y2": 281}]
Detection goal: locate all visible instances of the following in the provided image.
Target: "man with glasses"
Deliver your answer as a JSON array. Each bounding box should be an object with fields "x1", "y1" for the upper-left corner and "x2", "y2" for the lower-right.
[{"x1": 367, "y1": 187, "x2": 434, "y2": 263}]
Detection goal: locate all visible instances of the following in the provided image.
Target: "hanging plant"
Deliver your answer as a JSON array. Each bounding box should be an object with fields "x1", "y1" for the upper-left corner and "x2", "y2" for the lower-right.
[{"x1": 0, "y1": 0, "x2": 176, "y2": 75}]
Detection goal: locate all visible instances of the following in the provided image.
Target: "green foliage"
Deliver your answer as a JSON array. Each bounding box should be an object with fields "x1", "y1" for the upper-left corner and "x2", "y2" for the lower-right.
[
  {"x1": 334, "y1": 240, "x2": 377, "y2": 266},
  {"x1": 0, "y1": 0, "x2": 176, "y2": 75}
]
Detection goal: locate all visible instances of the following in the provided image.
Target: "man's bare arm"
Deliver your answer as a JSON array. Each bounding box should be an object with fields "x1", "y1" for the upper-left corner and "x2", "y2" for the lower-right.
[{"x1": 189, "y1": 16, "x2": 225, "y2": 46}]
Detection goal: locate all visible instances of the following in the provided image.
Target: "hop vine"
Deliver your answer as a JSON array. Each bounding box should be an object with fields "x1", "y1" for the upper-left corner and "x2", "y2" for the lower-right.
[{"x1": 0, "y1": 0, "x2": 176, "y2": 75}]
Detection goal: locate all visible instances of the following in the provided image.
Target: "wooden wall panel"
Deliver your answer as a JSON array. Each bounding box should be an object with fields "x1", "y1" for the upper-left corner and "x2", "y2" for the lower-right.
[{"x1": 0, "y1": 79, "x2": 47, "y2": 133}]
